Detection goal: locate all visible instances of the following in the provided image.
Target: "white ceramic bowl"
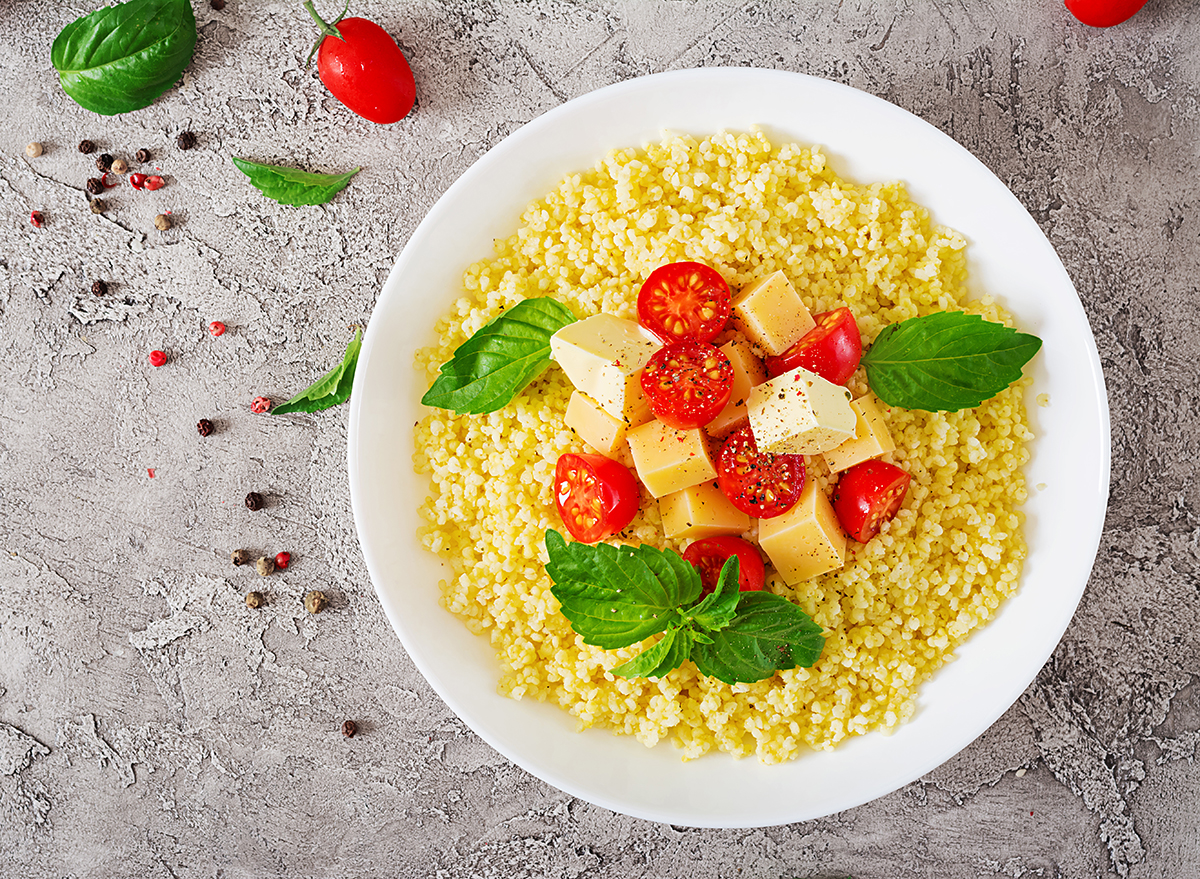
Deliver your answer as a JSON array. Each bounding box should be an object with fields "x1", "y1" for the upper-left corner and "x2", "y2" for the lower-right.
[{"x1": 348, "y1": 68, "x2": 1110, "y2": 827}]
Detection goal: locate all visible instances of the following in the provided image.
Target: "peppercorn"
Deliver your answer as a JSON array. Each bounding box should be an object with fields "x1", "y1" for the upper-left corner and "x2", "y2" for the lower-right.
[
  {"x1": 89, "y1": 198, "x2": 105, "y2": 214},
  {"x1": 145, "y1": 175, "x2": 165, "y2": 191},
  {"x1": 342, "y1": 720, "x2": 357, "y2": 738},
  {"x1": 209, "y1": 321, "x2": 226, "y2": 337},
  {"x1": 304, "y1": 590, "x2": 328, "y2": 614},
  {"x1": 95, "y1": 153, "x2": 113, "y2": 172},
  {"x1": 86, "y1": 177, "x2": 104, "y2": 195},
  {"x1": 149, "y1": 350, "x2": 167, "y2": 367},
  {"x1": 274, "y1": 551, "x2": 291, "y2": 570},
  {"x1": 244, "y1": 491, "x2": 264, "y2": 511},
  {"x1": 176, "y1": 131, "x2": 197, "y2": 150},
  {"x1": 154, "y1": 214, "x2": 172, "y2": 231},
  {"x1": 135, "y1": 148, "x2": 151, "y2": 163},
  {"x1": 197, "y1": 418, "x2": 214, "y2": 437},
  {"x1": 25, "y1": 142, "x2": 43, "y2": 158},
  {"x1": 231, "y1": 549, "x2": 250, "y2": 566},
  {"x1": 111, "y1": 157, "x2": 129, "y2": 175},
  {"x1": 78, "y1": 139, "x2": 95, "y2": 154},
  {"x1": 211, "y1": 0, "x2": 226, "y2": 9},
  {"x1": 255, "y1": 556, "x2": 275, "y2": 577},
  {"x1": 251, "y1": 396, "x2": 271, "y2": 414},
  {"x1": 245, "y1": 591, "x2": 264, "y2": 609},
  {"x1": 91, "y1": 280, "x2": 108, "y2": 296},
  {"x1": 29, "y1": 211, "x2": 44, "y2": 228}
]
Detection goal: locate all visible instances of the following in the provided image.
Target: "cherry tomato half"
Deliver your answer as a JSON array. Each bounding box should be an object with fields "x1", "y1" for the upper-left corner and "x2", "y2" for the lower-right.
[
  {"x1": 637, "y1": 262, "x2": 731, "y2": 344},
  {"x1": 765, "y1": 307, "x2": 863, "y2": 385},
  {"x1": 640, "y1": 340, "x2": 734, "y2": 430},
  {"x1": 554, "y1": 453, "x2": 639, "y2": 543},
  {"x1": 831, "y1": 459, "x2": 911, "y2": 543},
  {"x1": 683, "y1": 536, "x2": 765, "y2": 596},
  {"x1": 313, "y1": 15, "x2": 416, "y2": 124},
  {"x1": 716, "y1": 425, "x2": 805, "y2": 519},
  {"x1": 1064, "y1": 0, "x2": 1147, "y2": 28}
]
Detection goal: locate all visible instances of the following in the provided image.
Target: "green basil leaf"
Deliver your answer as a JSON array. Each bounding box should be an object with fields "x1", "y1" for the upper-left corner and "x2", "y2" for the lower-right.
[
  {"x1": 690, "y1": 592, "x2": 825, "y2": 685},
  {"x1": 610, "y1": 626, "x2": 694, "y2": 680},
  {"x1": 421, "y1": 298, "x2": 577, "y2": 414},
  {"x1": 232, "y1": 157, "x2": 360, "y2": 206},
  {"x1": 544, "y1": 530, "x2": 698, "y2": 650},
  {"x1": 52, "y1": 0, "x2": 197, "y2": 116},
  {"x1": 685, "y1": 557, "x2": 740, "y2": 632},
  {"x1": 861, "y1": 311, "x2": 1042, "y2": 412},
  {"x1": 272, "y1": 328, "x2": 361, "y2": 415}
]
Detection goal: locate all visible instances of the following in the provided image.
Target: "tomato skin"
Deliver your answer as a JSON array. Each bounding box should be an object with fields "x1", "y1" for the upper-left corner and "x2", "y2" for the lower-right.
[
  {"x1": 683, "y1": 536, "x2": 766, "y2": 595},
  {"x1": 764, "y1": 307, "x2": 862, "y2": 385},
  {"x1": 1064, "y1": 0, "x2": 1147, "y2": 27},
  {"x1": 716, "y1": 425, "x2": 805, "y2": 519},
  {"x1": 554, "y1": 452, "x2": 639, "y2": 543},
  {"x1": 317, "y1": 18, "x2": 416, "y2": 124},
  {"x1": 640, "y1": 340, "x2": 734, "y2": 430},
  {"x1": 831, "y1": 460, "x2": 911, "y2": 543},
  {"x1": 637, "y1": 262, "x2": 731, "y2": 344}
]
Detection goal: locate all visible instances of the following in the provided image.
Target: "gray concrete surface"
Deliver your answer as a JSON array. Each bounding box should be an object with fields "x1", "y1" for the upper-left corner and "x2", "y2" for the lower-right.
[{"x1": 1, "y1": 0, "x2": 1197, "y2": 876}]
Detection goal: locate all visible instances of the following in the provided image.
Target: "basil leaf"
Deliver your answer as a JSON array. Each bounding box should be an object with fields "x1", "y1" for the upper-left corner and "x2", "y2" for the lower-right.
[
  {"x1": 52, "y1": 0, "x2": 197, "y2": 116},
  {"x1": 610, "y1": 626, "x2": 694, "y2": 680},
  {"x1": 421, "y1": 298, "x2": 577, "y2": 414},
  {"x1": 861, "y1": 311, "x2": 1042, "y2": 412},
  {"x1": 232, "y1": 157, "x2": 359, "y2": 206},
  {"x1": 686, "y1": 557, "x2": 741, "y2": 632},
  {"x1": 272, "y1": 328, "x2": 361, "y2": 415},
  {"x1": 690, "y1": 592, "x2": 825, "y2": 685},
  {"x1": 545, "y1": 530, "x2": 698, "y2": 650}
]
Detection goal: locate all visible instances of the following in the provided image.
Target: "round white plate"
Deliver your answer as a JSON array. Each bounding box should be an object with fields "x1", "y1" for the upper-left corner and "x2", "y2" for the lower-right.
[{"x1": 348, "y1": 68, "x2": 1110, "y2": 827}]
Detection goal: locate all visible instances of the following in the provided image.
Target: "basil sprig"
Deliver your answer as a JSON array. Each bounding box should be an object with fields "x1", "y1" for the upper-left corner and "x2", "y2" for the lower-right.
[
  {"x1": 861, "y1": 311, "x2": 1042, "y2": 412},
  {"x1": 545, "y1": 530, "x2": 825, "y2": 685},
  {"x1": 233, "y1": 158, "x2": 360, "y2": 206},
  {"x1": 52, "y1": 0, "x2": 197, "y2": 116},
  {"x1": 273, "y1": 328, "x2": 361, "y2": 415},
  {"x1": 421, "y1": 298, "x2": 577, "y2": 414}
]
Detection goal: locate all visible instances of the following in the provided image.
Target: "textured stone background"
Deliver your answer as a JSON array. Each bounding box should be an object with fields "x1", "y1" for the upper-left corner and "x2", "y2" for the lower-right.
[{"x1": 1, "y1": 0, "x2": 1197, "y2": 876}]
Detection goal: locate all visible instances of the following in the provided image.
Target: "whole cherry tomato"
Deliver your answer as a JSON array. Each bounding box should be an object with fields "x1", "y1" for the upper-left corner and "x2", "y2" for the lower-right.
[
  {"x1": 682, "y1": 535, "x2": 765, "y2": 595},
  {"x1": 831, "y1": 459, "x2": 911, "y2": 543},
  {"x1": 1064, "y1": 0, "x2": 1147, "y2": 27},
  {"x1": 305, "y1": 2, "x2": 415, "y2": 124},
  {"x1": 554, "y1": 452, "x2": 639, "y2": 543},
  {"x1": 640, "y1": 340, "x2": 734, "y2": 430},
  {"x1": 765, "y1": 307, "x2": 862, "y2": 385},
  {"x1": 637, "y1": 262, "x2": 731, "y2": 344},
  {"x1": 716, "y1": 425, "x2": 805, "y2": 519}
]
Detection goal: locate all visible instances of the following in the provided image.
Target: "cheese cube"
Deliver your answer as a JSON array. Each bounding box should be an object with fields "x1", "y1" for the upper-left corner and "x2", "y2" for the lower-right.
[
  {"x1": 706, "y1": 340, "x2": 767, "y2": 439},
  {"x1": 550, "y1": 314, "x2": 658, "y2": 426},
  {"x1": 747, "y1": 366, "x2": 856, "y2": 455},
  {"x1": 626, "y1": 419, "x2": 718, "y2": 498},
  {"x1": 821, "y1": 394, "x2": 897, "y2": 473},
  {"x1": 758, "y1": 479, "x2": 847, "y2": 584},
  {"x1": 731, "y1": 271, "x2": 816, "y2": 356},
  {"x1": 659, "y1": 481, "x2": 750, "y2": 540},
  {"x1": 565, "y1": 390, "x2": 628, "y2": 458}
]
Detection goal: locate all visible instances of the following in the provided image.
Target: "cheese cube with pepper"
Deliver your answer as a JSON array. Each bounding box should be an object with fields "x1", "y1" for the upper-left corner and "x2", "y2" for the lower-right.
[
  {"x1": 550, "y1": 314, "x2": 658, "y2": 426},
  {"x1": 758, "y1": 479, "x2": 847, "y2": 584},
  {"x1": 659, "y1": 481, "x2": 750, "y2": 540},
  {"x1": 821, "y1": 394, "x2": 897, "y2": 473},
  {"x1": 731, "y1": 271, "x2": 816, "y2": 356},
  {"x1": 705, "y1": 339, "x2": 768, "y2": 439},
  {"x1": 747, "y1": 366, "x2": 857, "y2": 455},
  {"x1": 626, "y1": 419, "x2": 718, "y2": 498},
  {"x1": 565, "y1": 390, "x2": 627, "y2": 456}
]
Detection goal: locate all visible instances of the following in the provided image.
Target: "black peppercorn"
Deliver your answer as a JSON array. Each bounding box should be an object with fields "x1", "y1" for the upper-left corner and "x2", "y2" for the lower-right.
[
  {"x1": 176, "y1": 131, "x2": 197, "y2": 150},
  {"x1": 342, "y1": 720, "x2": 358, "y2": 738},
  {"x1": 135, "y1": 148, "x2": 151, "y2": 163},
  {"x1": 78, "y1": 139, "x2": 95, "y2": 154},
  {"x1": 89, "y1": 198, "x2": 106, "y2": 214},
  {"x1": 91, "y1": 280, "x2": 108, "y2": 296},
  {"x1": 197, "y1": 418, "x2": 214, "y2": 437},
  {"x1": 210, "y1": 0, "x2": 226, "y2": 9},
  {"x1": 245, "y1": 491, "x2": 264, "y2": 511},
  {"x1": 231, "y1": 549, "x2": 250, "y2": 566},
  {"x1": 86, "y1": 177, "x2": 104, "y2": 195},
  {"x1": 95, "y1": 154, "x2": 113, "y2": 172}
]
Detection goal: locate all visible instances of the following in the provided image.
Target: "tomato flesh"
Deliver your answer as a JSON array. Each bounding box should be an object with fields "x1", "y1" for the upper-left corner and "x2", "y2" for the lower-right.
[
  {"x1": 318, "y1": 18, "x2": 416, "y2": 124},
  {"x1": 637, "y1": 262, "x2": 731, "y2": 344},
  {"x1": 640, "y1": 340, "x2": 734, "y2": 430},
  {"x1": 831, "y1": 459, "x2": 911, "y2": 543},
  {"x1": 716, "y1": 426, "x2": 805, "y2": 519},
  {"x1": 1063, "y1": 0, "x2": 1147, "y2": 27},
  {"x1": 554, "y1": 453, "x2": 639, "y2": 543},
  {"x1": 682, "y1": 536, "x2": 765, "y2": 596},
  {"x1": 765, "y1": 307, "x2": 862, "y2": 385}
]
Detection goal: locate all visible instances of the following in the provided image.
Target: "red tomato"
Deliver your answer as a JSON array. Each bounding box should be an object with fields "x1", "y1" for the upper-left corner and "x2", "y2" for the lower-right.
[
  {"x1": 637, "y1": 262, "x2": 731, "y2": 344},
  {"x1": 640, "y1": 341, "x2": 734, "y2": 430},
  {"x1": 831, "y1": 460, "x2": 911, "y2": 543},
  {"x1": 309, "y1": 9, "x2": 416, "y2": 124},
  {"x1": 1064, "y1": 0, "x2": 1147, "y2": 27},
  {"x1": 683, "y1": 536, "x2": 765, "y2": 596},
  {"x1": 716, "y1": 426, "x2": 805, "y2": 519},
  {"x1": 764, "y1": 307, "x2": 862, "y2": 385},
  {"x1": 554, "y1": 452, "x2": 639, "y2": 543}
]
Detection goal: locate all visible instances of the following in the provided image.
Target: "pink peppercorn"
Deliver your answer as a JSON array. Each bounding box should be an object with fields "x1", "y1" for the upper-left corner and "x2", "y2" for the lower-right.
[
  {"x1": 209, "y1": 321, "x2": 226, "y2": 337},
  {"x1": 129, "y1": 173, "x2": 147, "y2": 190},
  {"x1": 274, "y1": 552, "x2": 291, "y2": 570},
  {"x1": 149, "y1": 350, "x2": 168, "y2": 367},
  {"x1": 144, "y1": 175, "x2": 165, "y2": 191},
  {"x1": 30, "y1": 210, "x2": 44, "y2": 228},
  {"x1": 251, "y1": 396, "x2": 271, "y2": 414}
]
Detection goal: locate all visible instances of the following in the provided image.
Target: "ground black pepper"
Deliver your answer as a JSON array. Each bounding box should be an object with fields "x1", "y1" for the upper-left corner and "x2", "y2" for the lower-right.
[
  {"x1": 244, "y1": 491, "x2": 264, "y2": 511},
  {"x1": 176, "y1": 131, "x2": 197, "y2": 150},
  {"x1": 197, "y1": 418, "x2": 214, "y2": 437},
  {"x1": 91, "y1": 280, "x2": 108, "y2": 296},
  {"x1": 78, "y1": 139, "x2": 95, "y2": 154}
]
